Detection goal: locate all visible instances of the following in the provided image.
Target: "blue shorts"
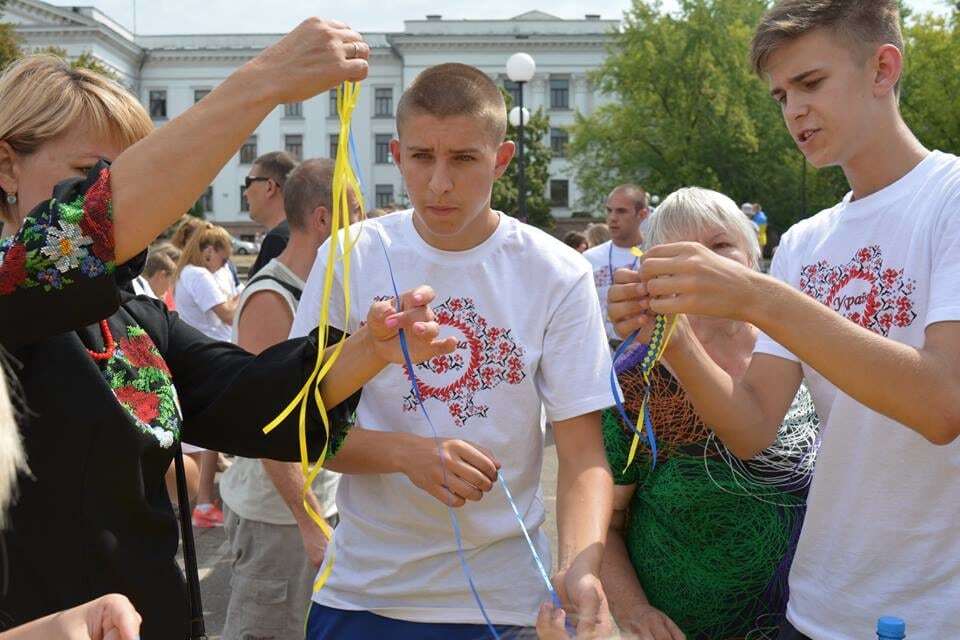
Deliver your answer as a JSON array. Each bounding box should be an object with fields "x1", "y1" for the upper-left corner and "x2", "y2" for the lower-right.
[{"x1": 305, "y1": 603, "x2": 536, "y2": 639}]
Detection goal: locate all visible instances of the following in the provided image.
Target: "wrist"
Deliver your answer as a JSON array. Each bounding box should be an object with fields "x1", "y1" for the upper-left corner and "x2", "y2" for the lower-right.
[
  {"x1": 738, "y1": 269, "x2": 775, "y2": 326},
  {"x1": 357, "y1": 324, "x2": 389, "y2": 371}
]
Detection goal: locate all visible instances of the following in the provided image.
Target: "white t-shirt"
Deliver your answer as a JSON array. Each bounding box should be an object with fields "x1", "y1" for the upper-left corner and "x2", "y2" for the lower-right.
[
  {"x1": 754, "y1": 151, "x2": 960, "y2": 640},
  {"x1": 290, "y1": 211, "x2": 614, "y2": 626},
  {"x1": 582, "y1": 240, "x2": 639, "y2": 339},
  {"x1": 220, "y1": 259, "x2": 340, "y2": 524},
  {"x1": 174, "y1": 264, "x2": 232, "y2": 341}
]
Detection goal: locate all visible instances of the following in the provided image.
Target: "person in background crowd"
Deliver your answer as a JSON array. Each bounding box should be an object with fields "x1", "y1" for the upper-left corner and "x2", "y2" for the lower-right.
[
  {"x1": 247, "y1": 151, "x2": 298, "y2": 279},
  {"x1": 131, "y1": 251, "x2": 176, "y2": 300},
  {"x1": 752, "y1": 202, "x2": 769, "y2": 253},
  {"x1": 173, "y1": 222, "x2": 239, "y2": 528},
  {"x1": 222, "y1": 158, "x2": 362, "y2": 639},
  {"x1": 563, "y1": 231, "x2": 589, "y2": 253},
  {"x1": 585, "y1": 222, "x2": 610, "y2": 248},
  {"x1": 582, "y1": 184, "x2": 649, "y2": 344}
]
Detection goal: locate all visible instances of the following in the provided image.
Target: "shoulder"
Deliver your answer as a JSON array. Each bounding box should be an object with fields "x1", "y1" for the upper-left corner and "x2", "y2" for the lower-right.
[{"x1": 504, "y1": 217, "x2": 593, "y2": 283}]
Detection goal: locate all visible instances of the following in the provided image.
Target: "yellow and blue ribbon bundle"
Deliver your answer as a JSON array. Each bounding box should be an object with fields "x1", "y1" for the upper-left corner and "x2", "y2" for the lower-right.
[{"x1": 609, "y1": 246, "x2": 679, "y2": 471}]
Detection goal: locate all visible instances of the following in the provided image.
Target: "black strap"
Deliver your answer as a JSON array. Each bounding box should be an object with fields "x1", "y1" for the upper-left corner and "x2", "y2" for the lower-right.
[
  {"x1": 173, "y1": 443, "x2": 207, "y2": 640},
  {"x1": 246, "y1": 273, "x2": 303, "y2": 302}
]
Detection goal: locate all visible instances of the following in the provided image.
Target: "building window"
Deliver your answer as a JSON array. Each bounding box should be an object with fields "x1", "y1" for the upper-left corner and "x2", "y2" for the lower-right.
[
  {"x1": 284, "y1": 134, "x2": 303, "y2": 161},
  {"x1": 550, "y1": 128, "x2": 569, "y2": 158},
  {"x1": 197, "y1": 186, "x2": 214, "y2": 213},
  {"x1": 374, "y1": 87, "x2": 393, "y2": 117},
  {"x1": 240, "y1": 186, "x2": 249, "y2": 212},
  {"x1": 375, "y1": 134, "x2": 392, "y2": 164},
  {"x1": 550, "y1": 179, "x2": 569, "y2": 207},
  {"x1": 284, "y1": 102, "x2": 303, "y2": 118},
  {"x1": 503, "y1": 80, "x2": 522, "y2": 107},
  {"x1": 376, "y1": 184, "x2": 394, "y2": 208},
  {"x1": 149, "y1": 90, "x2": 167, "y2": 119},
  {"x1": 329, "y1": 133, "x2": 339, "y2": 159},
  {"x1": 239, "y1": 135, "x2": 258, "y2": 165},
  {"x1": 194, "y1": 89, "x2": 210, "y2": 103},
  {"x1": 329, "y1": 90, "x2": 339, "y2": 118},
  {"x1": 550, "y1": 77, "x2": 570, "y2": 110}
]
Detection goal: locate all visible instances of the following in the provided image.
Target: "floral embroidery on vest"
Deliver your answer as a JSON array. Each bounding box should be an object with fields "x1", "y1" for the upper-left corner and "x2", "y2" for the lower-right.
[
  {"x1": 0, "y1": 167, "x2": 115, "y2": 295},
  {"x1": 97, "y1": 325, "x2": 182, "y2": 448}
]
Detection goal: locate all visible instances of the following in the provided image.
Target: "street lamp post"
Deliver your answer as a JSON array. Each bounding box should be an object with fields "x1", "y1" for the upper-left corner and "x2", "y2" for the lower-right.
[{"x1": 507, "y1": 52, "x2": 536, "y2": 222}]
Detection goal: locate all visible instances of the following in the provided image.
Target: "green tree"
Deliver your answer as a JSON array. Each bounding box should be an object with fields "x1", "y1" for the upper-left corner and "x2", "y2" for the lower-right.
[
  {"x1": 901, "y1": 12, "x2": 960, "y2": 155},
  {"x1": 36, "y1": 45, "x2": 117, "y2": 80},
  {"x1": 492, "y1": 90, "x2": 554, "y2": 229},
  {"x1": 0, "y1": 0, "x2": 23, "y2": 72},
  {"x1": 569, "y1": 0, "x2": 848, "y2": 234}
]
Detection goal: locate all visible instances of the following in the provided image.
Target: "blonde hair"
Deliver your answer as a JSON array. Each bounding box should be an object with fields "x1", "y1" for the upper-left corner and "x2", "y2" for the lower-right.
[
  {"x1": 0, "y1": 357, "x2": 27, "y2": 527},
  {"x1": 585, "y1": 222, "x2": 611, "y2": 247},
  {"x1": 170, "y1": 216, "x2": 206, "y2": 250},
  {"x1": 646, "y1": 187, "x2": 762, "y2": 270},
  {"x1": 0, "y1": 55, "x2": 153, "y2": 222},
  {"x1": 176, "y1": 222, "x2": 232, "y2": 279}
]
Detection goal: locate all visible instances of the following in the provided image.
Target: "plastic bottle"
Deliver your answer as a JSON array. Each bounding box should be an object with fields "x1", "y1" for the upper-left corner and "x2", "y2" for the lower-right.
[{"x1": 877, "y1": 616, "x2": 906, "y2": 639}]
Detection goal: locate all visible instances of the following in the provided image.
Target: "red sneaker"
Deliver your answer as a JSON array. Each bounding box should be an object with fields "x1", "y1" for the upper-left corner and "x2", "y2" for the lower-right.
[{"x1": 192, "y1": 505, "x2": 224, "y2": 528}]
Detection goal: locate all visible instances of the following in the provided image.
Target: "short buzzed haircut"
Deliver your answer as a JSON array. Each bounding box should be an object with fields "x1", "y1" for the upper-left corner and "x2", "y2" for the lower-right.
[
  {"x1": 283, "y1": 158, "x2": 334, "y2": 230},
  {"x1": 396, "y1": 63, "x2": 507, "y2": 144},
  {"x1": 751, "y1": 1, "x2": 903, "y2": 77},
  {"x1": 254, "y1": 151, "x2": 298, "y2": 188},
  {"x1": 143, "y1": 251, "x2": 177, "y2": 278},
  {"x1": 609, "y1": 184, "x2": 648, "y2": 214}
]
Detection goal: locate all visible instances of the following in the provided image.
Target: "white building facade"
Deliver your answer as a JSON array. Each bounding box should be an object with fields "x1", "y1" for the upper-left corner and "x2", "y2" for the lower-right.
[{"x1": 4, "y1": 1, "x2": 617, "y2": 237}]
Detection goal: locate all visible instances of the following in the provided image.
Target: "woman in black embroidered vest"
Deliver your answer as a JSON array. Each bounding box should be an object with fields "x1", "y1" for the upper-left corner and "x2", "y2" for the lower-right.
[{"x1": 0, "y1": 21, "x2": 455, "y2": 639}]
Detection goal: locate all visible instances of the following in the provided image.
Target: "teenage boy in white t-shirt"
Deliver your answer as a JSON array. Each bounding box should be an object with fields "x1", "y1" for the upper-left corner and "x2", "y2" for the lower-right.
[
  {"x1": 290, "y1": 63, "x2": 615, "y2": 639},
  {"x1": 605, "y1": 3, "x2": 960, "y2": 640},
  {"x1": 581, "y1": 184, "x2": 649, "y2": 343}
]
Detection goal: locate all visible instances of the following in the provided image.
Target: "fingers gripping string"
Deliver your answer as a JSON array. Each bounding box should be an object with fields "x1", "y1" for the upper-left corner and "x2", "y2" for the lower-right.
[
  {"x1": 609, "y1": 247, "x2": 679, "y2": 471},
  {"x1": 261, "y1": 82, "x2": 365, "y2": 593}
]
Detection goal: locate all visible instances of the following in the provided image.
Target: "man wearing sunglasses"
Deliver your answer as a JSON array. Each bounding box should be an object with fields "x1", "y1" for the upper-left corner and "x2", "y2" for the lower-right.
[{"x1": 246, "y1": 151, "x2": 298, "y2": 279}]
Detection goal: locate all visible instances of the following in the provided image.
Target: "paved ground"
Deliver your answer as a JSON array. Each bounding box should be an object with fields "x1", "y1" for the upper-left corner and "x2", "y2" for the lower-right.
[{"x1": 186, "y1": 433, "x2": 562, "y2": 639}]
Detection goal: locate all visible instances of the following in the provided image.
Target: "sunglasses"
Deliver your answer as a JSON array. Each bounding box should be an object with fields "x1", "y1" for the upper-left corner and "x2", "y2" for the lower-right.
[{"x1": 244, "y1": 176, "x2": 271, "y2": 189}]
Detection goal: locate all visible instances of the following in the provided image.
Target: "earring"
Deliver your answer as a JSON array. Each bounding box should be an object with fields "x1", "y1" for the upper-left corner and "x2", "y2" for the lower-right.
[{"x1": 5, "y1": 193, "x2": 15, "y2": 205}]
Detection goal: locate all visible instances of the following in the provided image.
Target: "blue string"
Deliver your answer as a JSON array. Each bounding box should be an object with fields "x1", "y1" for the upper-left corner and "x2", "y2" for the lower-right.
[
  {"x1": 609, "y1": 332, "x2": 659, "y2": 468},
  {"x1": 372, "y1": 230, "x2": 564, "y2": 638}
]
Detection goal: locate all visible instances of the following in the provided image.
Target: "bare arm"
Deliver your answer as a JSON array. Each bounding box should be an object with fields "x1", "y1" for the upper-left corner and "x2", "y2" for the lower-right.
[
  {"x1": 0, "y1": 594, "x2": 141, "y2": 640},
  {"x1": 109, "y1": 19, "x2": 369, "y2": 264},
  {"x1": 552, "y1": 411, "x2": 615, "y2": 636},
  {"x1": 629, "y1": 243, "x2": 960, "y2": 447},
  {"x1": 601, "y1": 486, "x2": 685, "y2": 640},
  {"x1": 234, "y1": 290, "x2": 291, "y2": 353},
  {"x1": 211, "y1": 295, "x2": 241, "y2": 326}
]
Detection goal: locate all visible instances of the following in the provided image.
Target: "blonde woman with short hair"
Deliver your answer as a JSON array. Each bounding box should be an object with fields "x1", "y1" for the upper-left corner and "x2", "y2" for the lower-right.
[{"x1": 0, "y1": 25, "x2": 456, "y2": 638}]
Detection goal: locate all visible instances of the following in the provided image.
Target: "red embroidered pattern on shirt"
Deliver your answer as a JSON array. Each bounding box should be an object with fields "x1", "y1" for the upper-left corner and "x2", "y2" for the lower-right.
[
  {"x1": 401, "y1": 296, "x2": 527, "y2": 427},
  {"x1": 799, "y1": 245, "x2": 917, "y2": 336},
  {"x1": 593, "y1": 266, "x2": 613, "y2": 289}
]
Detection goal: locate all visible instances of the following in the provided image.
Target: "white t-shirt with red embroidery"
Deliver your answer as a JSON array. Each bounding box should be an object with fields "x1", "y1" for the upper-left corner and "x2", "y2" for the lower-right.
[
  {"x1": 754, "y1": 150, "x2": 960, "y2": 640},
  {"x1": 290, "y1": 211, "x2": 614, "y2": 626},
  {"x1": 582, "y1": 240, "x2": 638, "y2": 340}
]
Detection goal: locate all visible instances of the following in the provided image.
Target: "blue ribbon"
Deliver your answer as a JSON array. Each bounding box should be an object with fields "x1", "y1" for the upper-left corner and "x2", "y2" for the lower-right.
[{"x1": 609, "y1": 332, "x2": 658, "y2": 468}]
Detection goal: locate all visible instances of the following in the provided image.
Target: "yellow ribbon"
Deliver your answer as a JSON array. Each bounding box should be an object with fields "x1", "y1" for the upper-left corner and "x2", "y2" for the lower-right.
[{"x1": 262, "y1": 81, "x2": 365, "y2": 592}]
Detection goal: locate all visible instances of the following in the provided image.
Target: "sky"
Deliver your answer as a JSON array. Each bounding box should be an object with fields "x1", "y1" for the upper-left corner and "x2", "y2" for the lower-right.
[{"x1": 45, "y1": 0, "x2": 955, "y2": 35}]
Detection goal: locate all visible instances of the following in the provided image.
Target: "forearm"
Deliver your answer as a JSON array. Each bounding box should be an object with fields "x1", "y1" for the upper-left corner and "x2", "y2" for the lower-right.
[
  {"x1": 666, "y1": 322, "x2": 780, "y2": 457},
  {"x1": 110, "y1": 65, "x2": 275, "y2": 263},
  {"x1": 748, "y1": 274, "x2": 960, "y2": 444},
  {"x1": 319, "y1": 324, "x2": 389, "y2": 409},
  {"x1": 261, "y1": 459, "x2": 324, "y2": 526},
  {"x1": 601, "y1": 526, "x2": 652, "y2": 626},
  {"x1": 555, "y1": 419, "x2": 613, "y2": 574},
  {"x1": 323, "y1": 426, "x2": 419, "y2": 475}
]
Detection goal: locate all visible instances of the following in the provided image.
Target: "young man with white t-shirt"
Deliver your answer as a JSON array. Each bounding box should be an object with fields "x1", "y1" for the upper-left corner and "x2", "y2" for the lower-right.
[
  {"x1": 606, "y1": 3, "x2": 960, "y2": 639},
  {"x1": 290, "y1": 63, "x2": 615, "y2": 639},
  {"x1": 581, "y1": 184, "x2": 649, "y2": 344}
]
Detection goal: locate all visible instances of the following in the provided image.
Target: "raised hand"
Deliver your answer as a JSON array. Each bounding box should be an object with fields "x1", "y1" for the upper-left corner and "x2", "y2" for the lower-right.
[
  {"x1": 364, "y1": 285, "x2": 458, "y2": 366},
  {"x1": 638, "y1": 242, "x2": 758, "y2": 320},
  {"x1": 248, "y1": 17, "x2": 370, "y2": 104},
  {"x1": 83, "y1": 594, "x2": 142, "y2": 640},
  {"x1": 548, "y1": 568, "x2": 614, "y2": 639},
  {"x1": 608, "y1": 267, "x2": 656, "y2": 341}
]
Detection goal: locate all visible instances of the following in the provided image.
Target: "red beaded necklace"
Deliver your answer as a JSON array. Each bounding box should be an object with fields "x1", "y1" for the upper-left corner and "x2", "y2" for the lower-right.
[{"x1": 86, "y1": 319, "x2": 116, "y2": 362}]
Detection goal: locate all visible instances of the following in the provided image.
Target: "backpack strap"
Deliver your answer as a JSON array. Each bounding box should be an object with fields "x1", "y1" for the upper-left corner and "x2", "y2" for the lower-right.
[{"x1": 246, "y1": 273, "x2": 303, "y2": 302}]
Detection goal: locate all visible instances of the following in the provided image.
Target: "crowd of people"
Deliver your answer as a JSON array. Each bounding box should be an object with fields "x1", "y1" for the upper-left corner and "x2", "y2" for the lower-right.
[{"x1": 1, "y1": 1, "x2": 959, "y2": 640}]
